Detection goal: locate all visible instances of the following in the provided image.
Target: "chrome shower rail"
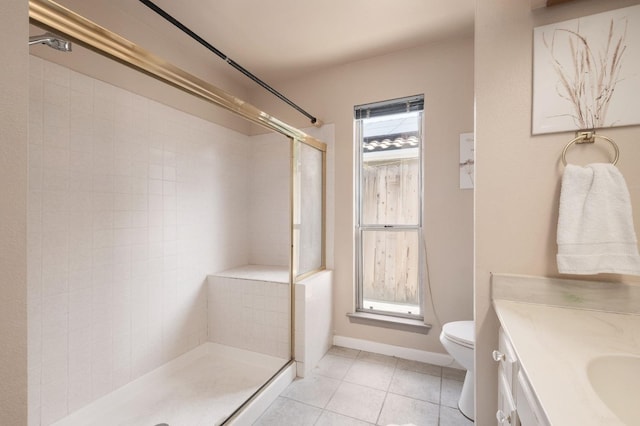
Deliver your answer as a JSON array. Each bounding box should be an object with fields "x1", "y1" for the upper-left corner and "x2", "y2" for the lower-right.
[{"x1": 28, "y1": 0, "x2": 326, "y2": 152}]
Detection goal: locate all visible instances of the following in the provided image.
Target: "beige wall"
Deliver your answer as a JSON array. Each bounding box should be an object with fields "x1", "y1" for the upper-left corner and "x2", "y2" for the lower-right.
[
  {"x1": 475, "y1": 0, "x2": 640, "y2": 423},
  {"x1": 0, "y1": 0, "x2": 28, "y2": 424},
  {"x1": 249, "y1": 36, "x2": 475, "y2": 353}
]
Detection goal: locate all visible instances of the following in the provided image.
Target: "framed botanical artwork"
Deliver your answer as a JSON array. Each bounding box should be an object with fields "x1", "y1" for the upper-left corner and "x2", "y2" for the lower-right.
[{"x1": 532, "y1": 5, "x2": 640, "y2": 135}]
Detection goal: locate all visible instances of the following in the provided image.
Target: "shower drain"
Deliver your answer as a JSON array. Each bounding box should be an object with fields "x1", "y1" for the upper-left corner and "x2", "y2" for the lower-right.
[{"x1": 154, "y1": 424, "x2": 169, "y2": 426}]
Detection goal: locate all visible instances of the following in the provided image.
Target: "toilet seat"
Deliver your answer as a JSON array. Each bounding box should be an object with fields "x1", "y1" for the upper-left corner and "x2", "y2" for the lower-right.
[{"x1": 442, "y1": 320, "x2": 474, "y2": 349}]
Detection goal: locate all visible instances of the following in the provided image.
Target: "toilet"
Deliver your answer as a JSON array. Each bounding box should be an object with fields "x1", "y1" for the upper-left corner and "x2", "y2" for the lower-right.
[{"x1": 439, "y1": 320, "x2": 475, "y2": 420}]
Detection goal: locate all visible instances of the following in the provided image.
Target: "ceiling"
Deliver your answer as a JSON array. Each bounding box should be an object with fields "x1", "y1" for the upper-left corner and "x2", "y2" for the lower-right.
[
  {"x1": 118, "y1": 0, "x2": 475, "y2": 88},
  {"x1": 33, "y1": 0, "x2": 474, "y2": 90}
]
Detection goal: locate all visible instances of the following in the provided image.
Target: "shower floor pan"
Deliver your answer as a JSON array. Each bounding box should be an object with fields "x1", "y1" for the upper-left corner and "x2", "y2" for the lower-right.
[{"x1": 52, "y1": 343, "x2": 293, "y2": 426}]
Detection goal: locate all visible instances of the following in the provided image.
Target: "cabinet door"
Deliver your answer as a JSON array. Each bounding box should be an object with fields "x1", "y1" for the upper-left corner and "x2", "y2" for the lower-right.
[
  {"x1": 497, "y1": 328, "x2": 518, "y2": 390},
  {"x1": 516, "y1": 371, "x2": 550, "y2": 426},
  {"x1": 497, "y1": 372, "x2": 519, "y2": 426}
]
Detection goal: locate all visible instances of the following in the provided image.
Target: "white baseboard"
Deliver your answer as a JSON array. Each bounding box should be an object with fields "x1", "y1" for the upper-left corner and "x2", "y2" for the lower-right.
[{"x1": 333, "y1": 335, "x2": 460, "y2": 368}]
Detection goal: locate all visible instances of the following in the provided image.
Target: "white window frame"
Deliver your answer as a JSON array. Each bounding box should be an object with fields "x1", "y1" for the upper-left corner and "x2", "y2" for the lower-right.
[{"x1": 355, "y1": 95, "x2": 424, "y2": 320}]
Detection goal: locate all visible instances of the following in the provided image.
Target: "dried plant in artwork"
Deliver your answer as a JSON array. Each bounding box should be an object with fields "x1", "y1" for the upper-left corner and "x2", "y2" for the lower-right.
[{"x1": 543, "y1": 18, "x2": 628, "y2": 129}]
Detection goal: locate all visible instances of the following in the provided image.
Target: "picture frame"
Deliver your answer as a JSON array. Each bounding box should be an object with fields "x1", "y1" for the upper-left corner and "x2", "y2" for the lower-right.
[{"x1": 532, "y1": 5, "x2": 640, "y2": 135}]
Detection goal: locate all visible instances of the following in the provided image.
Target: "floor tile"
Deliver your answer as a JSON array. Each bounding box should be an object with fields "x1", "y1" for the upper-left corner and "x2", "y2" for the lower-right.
[
  {"x1": 343, "y1": 360, "x2": 395, "y2": 391},
  {"x1": 325, "y1": 382, "x2": 386, "y2": 424},
  {"x1": 280, "y1": 374, "x2": 340, "y2": 408},
  {"x1": 266, "y1": 350, "x2": 471, "y2": 426},
  {"x1": 439, "y1": 405, "x2": 474, "y2": 425},
  {"x1": 396, "y1": 358, "x2": 442, "y2": 377},
  {"x1": 328, "y1": 346, "x2": 360, "y2": 359},
  {"x1": 253, "y1": 397, "x2": 321, "y2": 426},
  {"x1": 315, "y1": 410, "x2": 375, "y2": 426},
  {"x1": 442, "y1": 366, "x2": 466, "y2": 381},
  {"x1": 440, "y1": 378, "x2": 463, "y2": 408},
  {"x1": 313, "y1": 354, "x2": 356, "y2": 380},
  {"x1": 356, "y1": 350, "x2": 398, "y2": 366},
  {"x1": 376, "y1": 393, "x2": 439, "y2": 426},
  {"x1": 388, "y1": 368, "x2": 441, "y2": 404}
]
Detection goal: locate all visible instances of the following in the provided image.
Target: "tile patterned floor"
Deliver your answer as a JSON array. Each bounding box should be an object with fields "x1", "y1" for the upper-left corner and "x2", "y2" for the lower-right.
[{"x1": 254, "y1": 346, "x2": 474, "y2": 426}]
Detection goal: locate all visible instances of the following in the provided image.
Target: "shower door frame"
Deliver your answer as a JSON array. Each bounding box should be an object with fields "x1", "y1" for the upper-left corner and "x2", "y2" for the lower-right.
[
  {"x1": 289, "y1": 136, "x2": 327, "y2": 367},
  {"x1": 29, "y1": 0, "x2": 327, "y2": 423},
  {"x1": 290, "y1": 137, "x2": 327, "y2": 283}
]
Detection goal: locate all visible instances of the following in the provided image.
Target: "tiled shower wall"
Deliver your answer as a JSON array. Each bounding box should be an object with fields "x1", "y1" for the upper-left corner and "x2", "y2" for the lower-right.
[
  {"x1": 28, "y1": 57, "x2": 251, "y2": 425},
  {"x1": 248, "y1": 133, "x2": 290, "y2": 266},
  {"x1": 208, "y1": 274, "x2": 291, "y2": 358}
]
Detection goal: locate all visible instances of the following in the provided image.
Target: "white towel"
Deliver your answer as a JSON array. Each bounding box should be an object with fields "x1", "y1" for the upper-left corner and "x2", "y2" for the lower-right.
[{"x1": 557, "y1": 163, "x2": 640, "y2": 275}]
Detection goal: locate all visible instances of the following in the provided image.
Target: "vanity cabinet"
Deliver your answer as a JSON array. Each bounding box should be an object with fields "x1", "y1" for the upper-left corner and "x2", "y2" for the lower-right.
[
  {"x1": 497, "y1": 372, "x2": 517, "y2": 425},
  {"x1": 494, "y1": 328, "x2": 550, "y2": 426}
]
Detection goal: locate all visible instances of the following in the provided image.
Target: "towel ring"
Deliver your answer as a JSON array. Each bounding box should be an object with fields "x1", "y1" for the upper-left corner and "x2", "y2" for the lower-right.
[{"x1": 561, "y1": 132, "x2": 619, "y2": 166}]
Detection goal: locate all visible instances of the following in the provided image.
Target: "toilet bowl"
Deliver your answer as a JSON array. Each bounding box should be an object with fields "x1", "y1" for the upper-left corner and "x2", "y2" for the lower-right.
[{"x1": 440, "y1": 320, "x2": 475, "y2": 420}]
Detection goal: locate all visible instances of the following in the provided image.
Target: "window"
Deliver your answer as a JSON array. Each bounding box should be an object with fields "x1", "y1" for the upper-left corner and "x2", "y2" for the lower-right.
[{"x1": 355, "y1": 95, "x2": 424, "y2": 319}]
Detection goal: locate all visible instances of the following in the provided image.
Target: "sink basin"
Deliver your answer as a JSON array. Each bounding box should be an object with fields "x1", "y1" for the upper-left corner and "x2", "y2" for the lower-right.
[{"x1": 587, "y1": 354, "x2": 640, "y2": 425}]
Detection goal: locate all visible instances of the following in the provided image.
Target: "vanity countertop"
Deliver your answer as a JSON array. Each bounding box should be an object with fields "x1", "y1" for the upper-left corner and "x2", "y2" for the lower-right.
[{"x1": 494, "y1": 298, "x2": 640, "y2": 426}]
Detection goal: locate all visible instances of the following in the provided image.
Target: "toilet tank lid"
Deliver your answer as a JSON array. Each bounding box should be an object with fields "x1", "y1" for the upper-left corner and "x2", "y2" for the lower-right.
[{"x1": 442, "y1": 320, "x2": 475, "y2": 347}]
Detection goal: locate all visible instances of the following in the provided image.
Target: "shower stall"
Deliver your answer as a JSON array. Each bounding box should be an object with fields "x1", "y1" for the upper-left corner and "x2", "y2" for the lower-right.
[{"x1": 27, "y1": 1, "x2": 327, "y2": 425}]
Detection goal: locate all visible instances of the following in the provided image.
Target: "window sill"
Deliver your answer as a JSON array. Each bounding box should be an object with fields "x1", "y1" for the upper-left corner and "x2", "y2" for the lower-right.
[{"x1": 347, "y1": 312, "x2": 432, "y2": 335}]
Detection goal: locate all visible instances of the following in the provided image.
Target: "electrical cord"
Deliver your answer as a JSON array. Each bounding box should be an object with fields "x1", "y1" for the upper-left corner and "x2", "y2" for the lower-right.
[{"x1": 421, "y1": 231, "x2": 442, "y2": 328}]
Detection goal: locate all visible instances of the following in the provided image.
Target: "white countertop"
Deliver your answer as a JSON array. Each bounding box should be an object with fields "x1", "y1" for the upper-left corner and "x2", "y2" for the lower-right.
[{"x1": 494, "y1": 299, "x2": 640, "y2": 426}]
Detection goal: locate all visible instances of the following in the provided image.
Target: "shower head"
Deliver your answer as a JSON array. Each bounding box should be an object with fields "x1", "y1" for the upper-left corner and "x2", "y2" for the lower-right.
[{"x1": 29, "y1": 32, "x2": 72, "y2": 52}]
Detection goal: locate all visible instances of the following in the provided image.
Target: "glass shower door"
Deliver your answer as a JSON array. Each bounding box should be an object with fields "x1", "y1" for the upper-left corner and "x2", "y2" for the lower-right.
[{"x1": 292, "y1": 138, "x2": 326, "y2": 280}]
